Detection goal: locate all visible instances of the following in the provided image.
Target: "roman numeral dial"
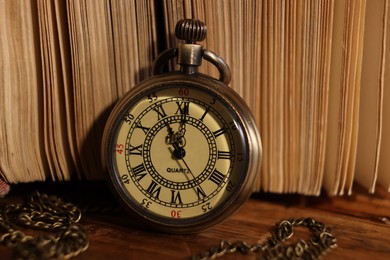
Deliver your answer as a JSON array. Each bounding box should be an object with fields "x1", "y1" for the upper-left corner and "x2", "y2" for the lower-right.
[
  {"x1": 153, "y1": 104, "x2": 167, "y2": 120},
  {"x1": 110, "y1": 86, "x2": 247, "y2": 221},
  {"x1": 209, "y1": 169, "x2": 226, "y2": 186},
  {"x1": 175, "y1": 101, "x2": 190, "y2": 115}
]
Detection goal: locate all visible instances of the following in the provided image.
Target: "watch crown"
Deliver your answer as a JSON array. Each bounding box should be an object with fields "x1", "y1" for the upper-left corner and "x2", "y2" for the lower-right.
[{"x1": 175, "y1": 19, "x2": 207, "y2": 43}]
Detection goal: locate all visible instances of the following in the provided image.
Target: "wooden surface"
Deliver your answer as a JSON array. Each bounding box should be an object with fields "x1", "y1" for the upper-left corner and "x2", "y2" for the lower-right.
[{"x1": 1, "y1": 182, "x2": 389, "y2": 259}]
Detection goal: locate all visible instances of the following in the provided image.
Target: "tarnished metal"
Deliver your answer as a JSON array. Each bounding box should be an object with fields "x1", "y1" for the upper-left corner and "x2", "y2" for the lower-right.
[
  {"x1": 191, "y1": 217, "x2": 337, "y2": 260},
  {"x1": 175, "y1": 19, "x2": 207, "y2": 43},
  {"x1": 202, "y1": 50, "x2": 231, "y2": 84},
  {"x1": 177, "y1": 43, "x2": 203, "y2": 70},
  {"x1": 153, "y1": 19, "x2": 231, "y2": 84},
  {"x1": 0, "y1": 191, "x2": 88, "y2": 259}
]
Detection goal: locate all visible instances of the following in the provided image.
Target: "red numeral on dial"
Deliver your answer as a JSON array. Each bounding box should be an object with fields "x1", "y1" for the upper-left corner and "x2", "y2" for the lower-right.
[
  {"x1": 179, "y1": 88, "x2": 189, "y2": 96},
  {"x1": 114, "y1": 144, "x2": 124, "y2": 154},
  {"x1": 170, "y1": 210, "x2": 182, "y2": 218}
]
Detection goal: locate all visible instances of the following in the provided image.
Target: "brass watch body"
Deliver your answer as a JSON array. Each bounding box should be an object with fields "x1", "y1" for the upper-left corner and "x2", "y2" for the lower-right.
[{"x1": 101, "y1": 19, "x2": 262, "y2": 233}]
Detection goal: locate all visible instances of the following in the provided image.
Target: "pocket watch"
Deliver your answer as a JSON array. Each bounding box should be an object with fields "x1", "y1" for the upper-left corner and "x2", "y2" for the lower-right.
[{"x1": 101, "y1": 19, "x2": 262, "y2": 233}]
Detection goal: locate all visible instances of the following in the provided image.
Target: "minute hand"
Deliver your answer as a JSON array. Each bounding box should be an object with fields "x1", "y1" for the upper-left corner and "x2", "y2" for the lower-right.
[
  {"x1": 169, "y1": 146, "x2": 206, "y2": 198},
  {"x1": 180, "y1": 157, "x2": 207, "y2": 199},
  {"x1": 179, "y1": 156, "x2": 195, "y2": 181}
]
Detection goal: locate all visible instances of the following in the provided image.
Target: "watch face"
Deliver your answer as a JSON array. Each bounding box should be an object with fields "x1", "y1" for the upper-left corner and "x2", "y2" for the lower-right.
[{"x1": 103, "y1": 77, "x2": 259, "y2": 232}]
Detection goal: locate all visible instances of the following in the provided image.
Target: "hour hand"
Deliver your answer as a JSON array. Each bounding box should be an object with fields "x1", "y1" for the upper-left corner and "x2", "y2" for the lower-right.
[
  {"x1": 165, "y1": 122, "x2": 174, "y2": 137},
  {"x1": 169, "y1": 144, "x2": 186, "y2": 160},
  {"x1": 165, "y1": 122, "x2": 175, "y2": 145}
]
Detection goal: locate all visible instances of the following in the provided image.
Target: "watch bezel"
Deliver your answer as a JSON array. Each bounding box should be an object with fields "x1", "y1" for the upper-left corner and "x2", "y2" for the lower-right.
[{"x1": 101, "y1": 72, "x2": 262, "y2": 233}]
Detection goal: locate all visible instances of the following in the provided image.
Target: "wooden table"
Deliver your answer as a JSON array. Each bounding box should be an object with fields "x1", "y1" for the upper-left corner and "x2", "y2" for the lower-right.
[{"x1": 1, "y1": 182, "x2": 389, "y2": 259}]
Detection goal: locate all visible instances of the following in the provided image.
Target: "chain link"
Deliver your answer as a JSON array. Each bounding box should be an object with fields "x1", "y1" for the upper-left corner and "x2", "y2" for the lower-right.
[
  {"x1": 178, "y1": 116, "x2": 187, "y2": 137},
  {"x1": 0, "y1": 191, "x2": 88, "y2": 259},
  {"x1": 191, "y1": 217, "x2": 337, "y2": 260}
]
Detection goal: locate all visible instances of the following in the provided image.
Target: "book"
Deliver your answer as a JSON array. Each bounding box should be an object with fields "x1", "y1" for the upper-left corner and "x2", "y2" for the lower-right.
[
  {"x1": 163, "y1": 0, "x2": 335, "y2": 195},
  {"x1": 0, "y1": 0, "x2": 389, "y2": 195},
  {"x1": 0, "y1": 0, "x2": 158, "y2": 182}
]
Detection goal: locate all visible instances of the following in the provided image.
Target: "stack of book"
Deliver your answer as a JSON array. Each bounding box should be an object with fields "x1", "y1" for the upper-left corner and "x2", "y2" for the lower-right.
[{"x1": 1, "y1": 0, "x2": 389, "y2": 196}]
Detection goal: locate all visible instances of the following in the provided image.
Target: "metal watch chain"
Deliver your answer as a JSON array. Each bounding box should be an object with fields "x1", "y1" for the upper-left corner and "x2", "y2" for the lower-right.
[
  {"x1": 0, "y1": 191, "x2": 88, "y2": 259},
  {"x1": 0, "y1": 192, "x2": 337, "y2": 260},
  {"x1": 191, "y1": 217, "x2": 337, "y2": 260}
]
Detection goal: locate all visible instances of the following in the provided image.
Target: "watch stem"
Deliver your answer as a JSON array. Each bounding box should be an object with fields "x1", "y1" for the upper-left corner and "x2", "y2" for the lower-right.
[
  {"x1": 175, "y1": 19, "x2": 207, "y2": 74},
  {"x1": 175, "y1": 19, "x2": 207, "y2": 44}
]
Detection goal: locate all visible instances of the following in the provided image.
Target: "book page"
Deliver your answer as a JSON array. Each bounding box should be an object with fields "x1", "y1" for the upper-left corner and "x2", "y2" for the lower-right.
[
  {"x1": 67, "y1": 0, "x2": 118, "y2": 179},
  {"x1": 339, "y1": 0, "x2": 366, "y2": 195},
  {"x1": 324, "y1": 0, "x2": 346, "y2": 195},
  {"x1": 378, "y1": 0, "x2": 390, "y2": 192},
  {"x1": 355, "y1": 0, "x2": 387, "y2": 193},
  {"x1": 324, "y1": 0, "x2": 365, "y2": 195},
  {"x1": 0, "y1": 1, "x2": 48, "y2": 182},
  {"x1": 37, "y1": 0, "x2": 76, "y2": 181}
]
